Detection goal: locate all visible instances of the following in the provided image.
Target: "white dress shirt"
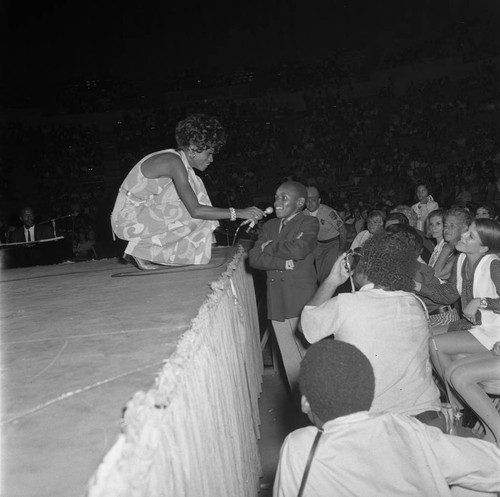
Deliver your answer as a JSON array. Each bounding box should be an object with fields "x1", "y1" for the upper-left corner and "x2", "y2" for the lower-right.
[
  {"x1": 25, "y1": 226, "x2": 35, "y2": 242},
  {"x1": 274, "y1": 412, "x2": 500, "y2": 497},
  {"x1": 301, "y1": 284, "x2": 441, "y2": 415}
]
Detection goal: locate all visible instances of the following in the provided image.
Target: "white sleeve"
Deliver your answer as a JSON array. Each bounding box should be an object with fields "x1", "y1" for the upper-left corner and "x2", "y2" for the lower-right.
[
  {"x1": 301, "y1": 299, "x2": 339, "y2": 344},
  {"x1": 425, "y1": 426, "x2": 500, "y2": 493}
]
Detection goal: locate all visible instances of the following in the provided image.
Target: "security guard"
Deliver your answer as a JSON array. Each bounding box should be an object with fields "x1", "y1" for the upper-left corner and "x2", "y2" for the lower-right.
[{"x1": 305, "y1": 186, "x2": 346, "y2": 283}]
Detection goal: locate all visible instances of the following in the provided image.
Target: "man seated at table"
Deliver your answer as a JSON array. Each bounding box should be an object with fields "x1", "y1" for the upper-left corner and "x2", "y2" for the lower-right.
[
  {"x1": 8, "y1": 207, "x2": 54, "y2": 243},
  {"x1": 273, "y1": 339, "x2": 500, "y2": 497}
]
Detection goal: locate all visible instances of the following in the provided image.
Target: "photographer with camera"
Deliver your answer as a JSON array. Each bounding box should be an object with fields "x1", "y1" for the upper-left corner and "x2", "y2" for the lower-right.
[{"x1": 300, "y1": 231, "x2": 444, "y2": 430}]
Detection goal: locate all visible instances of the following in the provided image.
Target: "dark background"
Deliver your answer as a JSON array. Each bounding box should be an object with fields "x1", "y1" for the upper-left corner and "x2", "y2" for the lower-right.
[
  {"x1": 3, "y1": 0, "x2": 500, "y2": 93},
  {"x1": 1, "y1": 0, "x2": 500, "y2": 250}
]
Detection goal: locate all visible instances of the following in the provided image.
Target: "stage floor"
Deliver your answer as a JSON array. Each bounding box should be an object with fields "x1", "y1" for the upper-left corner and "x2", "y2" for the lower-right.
[{"x1": 1, "y1": 247, "x2": 236, "y2": 497}]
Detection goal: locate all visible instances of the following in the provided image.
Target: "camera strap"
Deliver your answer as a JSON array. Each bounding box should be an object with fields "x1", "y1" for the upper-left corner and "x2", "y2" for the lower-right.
[{"x1": 297, "y1": 427, "x2": 324, "y2": 497}]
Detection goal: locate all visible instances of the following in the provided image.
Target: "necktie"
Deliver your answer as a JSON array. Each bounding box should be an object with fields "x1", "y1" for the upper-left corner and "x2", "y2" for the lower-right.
[
  {"x1": 27, "y1": 230, "x2": 31, "y2": 242},
  {"x1": 280, "y1": 219, "x2": 287, "y2": 233}
]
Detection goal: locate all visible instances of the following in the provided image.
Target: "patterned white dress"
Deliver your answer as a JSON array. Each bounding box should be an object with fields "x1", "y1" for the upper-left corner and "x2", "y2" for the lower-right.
[{"x1": 111, "y1": 149, "x2": 218, "y2": 265}]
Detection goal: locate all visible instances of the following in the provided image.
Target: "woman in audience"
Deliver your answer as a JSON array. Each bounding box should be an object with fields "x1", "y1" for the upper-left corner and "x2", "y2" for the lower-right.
[
  {"x1": 345, "y1": 206, "x2": 365, "y2": 234},
  {"x1": 427, "y1": 209, "x2": 446, "y2": 268},
  {"x1": 418, "y1": 219, "x2": 500, "y2": 428},
  {"x1": 412, "y1": 182, "x2": 439, "y2": 232},
  {"x1": 446, "y1": 341, "x2": 500, "y2": 447},
  {"x1": 454, "y1": 182, "x2": 473, "y2": 207},
  {"x1": 476, "y1": 203, "x2": 496, "y2": 220},
  {"x1": 350, "y1": 209, "x2": 385, "y2": 249},
  {"x1": 111, "y1": 114, "x2": 264, "y2": 269}
]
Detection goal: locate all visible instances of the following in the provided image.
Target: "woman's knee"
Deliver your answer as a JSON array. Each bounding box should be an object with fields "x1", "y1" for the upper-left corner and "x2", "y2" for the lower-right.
[{"x1": 448, "y1": 364, "x2": 471, "y2": 391}]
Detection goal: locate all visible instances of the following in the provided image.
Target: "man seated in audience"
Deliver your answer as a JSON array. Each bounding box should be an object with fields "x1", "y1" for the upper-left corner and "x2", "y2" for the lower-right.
[
  {"x1": 414, "y1": 207, "x2": 474, "y2": 332},
  {"x1": 304, "y1": 186, "x2": 346, "y2": 284},
  {"x1": 386, "y1": 223, "x2": 462, "y2": 334},
  {"x1": 8, "y1": 206, "x2": 54, "y2": 243},
  {"x1": 435, "y1": 206, "x2": 474, "y2": 282},
  {"x1": 273, "y1": 339, "x2": 500, "y2": 497},
  {"x1": 384, "y1": 211, "x2": 410, "y2": 228},
  {"x1": 249, "y1": 181, "x2": 319, "y2": 393},
  {"x1": 301, "y1": 231, "x2": 444, "y2": 428}
]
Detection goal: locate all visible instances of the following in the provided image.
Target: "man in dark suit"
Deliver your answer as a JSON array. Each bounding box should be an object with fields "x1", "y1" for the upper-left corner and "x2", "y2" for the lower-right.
[
  {"x1": 249, "y1": 181, "x2": 319, "y2": 393},
  {"x1": 9, "y1": 207, "x2": 54, "y2": 244}
]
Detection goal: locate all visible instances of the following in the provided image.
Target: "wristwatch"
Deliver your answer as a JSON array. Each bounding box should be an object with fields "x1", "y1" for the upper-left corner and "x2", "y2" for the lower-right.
[{"x1": 479, "y1": 297, "x2": 488, "y2": 309}]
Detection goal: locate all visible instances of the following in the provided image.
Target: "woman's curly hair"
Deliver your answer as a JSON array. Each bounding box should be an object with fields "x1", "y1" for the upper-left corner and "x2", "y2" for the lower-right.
[
  {"x1": 175, "y1": 114, "x2": 227, "y2": 153},
  {"x1": 354, "y1": 231, "x2": 417, "y2": 292}
]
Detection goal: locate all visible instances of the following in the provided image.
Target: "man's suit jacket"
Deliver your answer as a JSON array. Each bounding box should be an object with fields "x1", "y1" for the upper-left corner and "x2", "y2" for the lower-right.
[
  {"x1": 9, "y1": 224, "x2": 55, "y2": 243},
  {"x1": 249, "y1": 212, "x2": 319, "y2": 321}
]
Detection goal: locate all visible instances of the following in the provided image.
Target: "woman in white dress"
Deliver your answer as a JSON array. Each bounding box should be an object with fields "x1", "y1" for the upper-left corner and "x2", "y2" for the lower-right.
[
  {"x1": 424, "y1": 219, "x2": 500, "y2": 444},
  {"x1": 111, "y1": 114, "x2": 264, "y2": 269}
]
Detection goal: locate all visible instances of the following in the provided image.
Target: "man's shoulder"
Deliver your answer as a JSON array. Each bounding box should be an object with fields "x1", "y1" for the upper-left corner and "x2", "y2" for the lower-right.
[
  {"x1": 283, "y1": 425, "x2": 319, "y2": 447},
  {"x1": 294, "y1": 212, "x2": 319, "y2": 227}
]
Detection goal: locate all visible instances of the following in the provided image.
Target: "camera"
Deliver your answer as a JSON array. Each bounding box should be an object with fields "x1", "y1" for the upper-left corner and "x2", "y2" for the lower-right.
[{"x1": 344, "y1": 248, "x2": 362, "y2": 272}]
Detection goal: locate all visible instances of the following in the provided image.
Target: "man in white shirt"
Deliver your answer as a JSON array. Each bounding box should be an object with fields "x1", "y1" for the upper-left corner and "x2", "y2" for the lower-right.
[
  {"x1": 274, "y1": 340, "x2": 500, "y2": 497},
  {"x1": 304, "y1": 186, "x2": 346, "y2": 283},
  {"x1": 301, "y1": 231, "x2": 443, "y2": 422}
]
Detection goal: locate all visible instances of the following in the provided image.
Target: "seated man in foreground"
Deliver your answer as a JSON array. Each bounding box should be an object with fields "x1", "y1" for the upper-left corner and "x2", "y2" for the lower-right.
[
  {"x1": 273, "y1": 340, "x2": 500, "y2": 497},
  {"x1": 301, "y1": 231, "x2": 443, "y2": 427}
]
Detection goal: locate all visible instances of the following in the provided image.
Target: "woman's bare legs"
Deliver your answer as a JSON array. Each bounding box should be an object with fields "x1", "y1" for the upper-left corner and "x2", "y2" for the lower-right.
[
  {"x1": 448, "y1": 354, "x2": 500, "y2": 447},
  {"x1": 429, "y1": 331, "x2": 487, "y2": 407}
]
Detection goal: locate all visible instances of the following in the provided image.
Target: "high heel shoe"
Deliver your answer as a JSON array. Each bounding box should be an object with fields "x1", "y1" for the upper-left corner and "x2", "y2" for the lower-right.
[{"x1": 123, "y1": 254, "x2": 160, "y2": 271}]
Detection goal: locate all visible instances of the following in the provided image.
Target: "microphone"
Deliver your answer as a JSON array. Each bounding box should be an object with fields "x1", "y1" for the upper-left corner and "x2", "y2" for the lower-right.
[
  {"x1": 40, "y1": 213, "x2": 79, "y2": 225},
  {"x1": 240, "y1": 207, "x2": 274, "y2": 232}
]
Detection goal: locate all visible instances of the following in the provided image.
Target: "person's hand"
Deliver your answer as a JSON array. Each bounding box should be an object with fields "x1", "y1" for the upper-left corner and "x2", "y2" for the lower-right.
[
  {"x1": 491, "y1": 342, "x2": 500, "y2": 356},
  {"x1": 326, "y1": 252, "x2": 350, "y2": 286},
  {"x1": 463, "y1": 298, "x2": 480, "y2": 323},
  {"x1": 237, "y1": 207, "x2": 266, "y2": 221}
]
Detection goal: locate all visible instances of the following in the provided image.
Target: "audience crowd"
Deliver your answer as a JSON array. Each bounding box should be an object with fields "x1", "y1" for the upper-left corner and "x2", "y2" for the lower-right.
[{"x1": 2, "y1": 46, "x2": 500, "y2": 258}]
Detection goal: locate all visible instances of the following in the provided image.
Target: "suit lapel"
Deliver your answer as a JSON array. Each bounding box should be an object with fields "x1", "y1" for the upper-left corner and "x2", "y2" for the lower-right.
[{"x1": 279, "y1": 212, "x2": 302, "y2": 237}]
